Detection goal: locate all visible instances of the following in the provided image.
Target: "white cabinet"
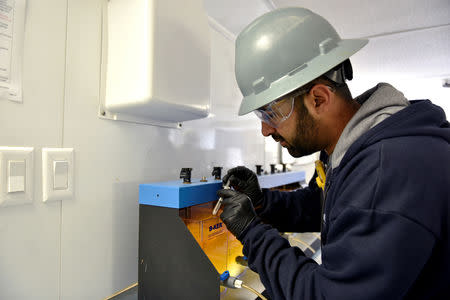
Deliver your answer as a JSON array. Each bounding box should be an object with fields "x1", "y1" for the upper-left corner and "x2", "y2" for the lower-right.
[{"x1": 100, "y1": 0, "x2": 211, "y2": 127}]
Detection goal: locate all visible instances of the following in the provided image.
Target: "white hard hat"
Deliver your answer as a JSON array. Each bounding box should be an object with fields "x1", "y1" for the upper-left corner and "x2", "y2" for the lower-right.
[{"x1": 235, "y1": 7, "x2": 368, "y2": 115}]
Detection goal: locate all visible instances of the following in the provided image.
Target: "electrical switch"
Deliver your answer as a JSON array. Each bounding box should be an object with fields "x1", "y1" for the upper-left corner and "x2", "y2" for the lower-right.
[
  {"x1": 0, "y1": 147, "x2": 34, "y2": 207},
  {"x1": 42, "y1": 148, "x2": 74, "y2": 202},
  {"x1": 53, "y1": 160, "x2": 69, "y2": 190},
  {"x1": 8, "y1": 160, "x2": 26, "y2": 193}
]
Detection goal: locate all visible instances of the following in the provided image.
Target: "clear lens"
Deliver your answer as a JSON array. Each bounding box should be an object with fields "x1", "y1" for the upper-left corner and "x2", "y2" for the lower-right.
[
  {"x1": 254, "y1": 90, "x2": 303, "y2": 128},
  {"x1": 254, "y1": 85, "x2": 335, "y2": 128}
]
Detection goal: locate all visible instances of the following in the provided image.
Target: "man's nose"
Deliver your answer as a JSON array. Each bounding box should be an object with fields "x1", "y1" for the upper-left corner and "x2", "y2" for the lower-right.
[{"x1": 261, "y1": 121, "x2": 276, "y2": 137}]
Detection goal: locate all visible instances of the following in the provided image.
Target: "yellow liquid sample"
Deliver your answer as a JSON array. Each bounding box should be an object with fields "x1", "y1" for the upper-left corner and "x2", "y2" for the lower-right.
[{"x1": 180, "y1": 202, "x2": 244, "y2": 277}]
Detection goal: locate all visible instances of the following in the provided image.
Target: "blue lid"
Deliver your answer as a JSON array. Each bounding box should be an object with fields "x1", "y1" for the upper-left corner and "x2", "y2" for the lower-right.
[
  {"x1": 139, "y1": 171, "x2": 305, "y2": 208},
  {"x1": 258, "y1": 170, "x2": 305, "y2": 188},
  {"x1": 139, "y1": 178, "x2": 223, "y2": 208}
]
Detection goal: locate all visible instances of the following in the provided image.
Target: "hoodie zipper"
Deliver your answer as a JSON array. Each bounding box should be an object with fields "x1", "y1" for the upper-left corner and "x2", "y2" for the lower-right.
[{"x1": 320, "y1": 167, "x2": 332, "y2": 246}]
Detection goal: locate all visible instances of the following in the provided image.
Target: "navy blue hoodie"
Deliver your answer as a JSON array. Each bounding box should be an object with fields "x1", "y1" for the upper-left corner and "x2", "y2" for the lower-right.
[{"x1": 239, "y1": 88, "x2": 450, "y2": 299}]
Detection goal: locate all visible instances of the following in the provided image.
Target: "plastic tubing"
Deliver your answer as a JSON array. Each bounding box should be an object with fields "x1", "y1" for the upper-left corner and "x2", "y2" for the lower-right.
[
  {"x1": 103, "y1": 282, "x2": 138, "y2": 300},
  {"x1": 241, "y1": 283, "x2": 268, "y2": 300},
  {"x1": 290, "y1": 236, "x2": 316, "y2": 253}
]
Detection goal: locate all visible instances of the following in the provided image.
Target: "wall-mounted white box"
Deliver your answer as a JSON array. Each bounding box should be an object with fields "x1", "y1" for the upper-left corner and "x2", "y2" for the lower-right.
[
  {"x1": 42, "y1": 148, "x2": 74, "y2": 202},
  {"x1": 100, "y1": 0, "x2": 211, "y2": 128},
  {"x1": 0, "y1": 147, "x2": 34, "y2": 207}
]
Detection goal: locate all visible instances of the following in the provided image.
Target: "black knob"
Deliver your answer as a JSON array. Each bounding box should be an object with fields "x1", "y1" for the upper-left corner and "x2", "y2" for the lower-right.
[
  {"x1": 256, "y1": 165, "x2": 263, "y2": 176},
  {"x1": 180, "y1": 168, "x2": 192, "y2": 184},
  {"x1": 212, "y1": 167, "x2": 223, "y2": 180},
  {"x1": 270, "y1": 164, "x2": 276, "y2": 174}
]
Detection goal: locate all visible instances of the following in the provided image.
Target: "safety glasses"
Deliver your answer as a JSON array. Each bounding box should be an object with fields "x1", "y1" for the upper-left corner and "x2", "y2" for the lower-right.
[{"x1": 254, "y1": 89, "x2": 308, "y2": 128}]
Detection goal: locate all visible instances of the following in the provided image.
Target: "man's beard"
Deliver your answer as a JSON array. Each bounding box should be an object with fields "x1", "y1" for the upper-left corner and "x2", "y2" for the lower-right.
[{"x1": 275, "y1": 103, "x2": 320, "y2": 158}]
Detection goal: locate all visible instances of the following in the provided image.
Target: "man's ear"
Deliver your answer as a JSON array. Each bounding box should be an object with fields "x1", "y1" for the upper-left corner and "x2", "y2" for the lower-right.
[{"x1": 304, "y1": 84, "x2": 333, "y2": 116}]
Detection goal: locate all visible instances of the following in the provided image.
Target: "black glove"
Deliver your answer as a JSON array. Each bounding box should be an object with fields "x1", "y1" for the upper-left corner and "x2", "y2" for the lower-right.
[
  {"x1": 223, "y1": 166, "x2": 264, "y2": 209},
  {"x1": 218, "y1": 189, "x2": 257, "y2": 239}
]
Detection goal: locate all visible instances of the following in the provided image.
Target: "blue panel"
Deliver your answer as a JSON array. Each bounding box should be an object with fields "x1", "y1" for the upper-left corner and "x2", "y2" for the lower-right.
[
  {"x1": 139, "y1": 171, "x2": 306, "y2": 208},
  {"x1": 139, "y1": 178, "x2": 223, "y2": 208},
  {"x1": 258, "y1": 171, "x2": 305, "y2": 188}
]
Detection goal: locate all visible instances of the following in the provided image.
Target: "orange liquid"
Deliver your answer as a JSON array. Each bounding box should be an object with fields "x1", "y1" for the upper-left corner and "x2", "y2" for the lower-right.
[{"x1": 180, "y1": 202, "x2": 244, "y2": 276}]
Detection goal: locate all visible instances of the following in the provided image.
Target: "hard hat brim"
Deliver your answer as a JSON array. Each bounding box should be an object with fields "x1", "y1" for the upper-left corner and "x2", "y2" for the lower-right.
[{"x1": 238, "y1": 38, "x2": 369, "y2": 116}]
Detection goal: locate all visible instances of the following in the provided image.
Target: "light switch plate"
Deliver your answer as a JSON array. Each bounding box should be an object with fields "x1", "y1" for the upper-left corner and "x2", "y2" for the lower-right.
[
  {"x1": 0, "y1": 147, "x2": 34, "y2": 207},
  {"x1": 53, "y1": 160, "x2": 69, "y2": 190},
  {"x1": 8, "y1": 160, "x2": 26, "y2": 193},
  {"x1": 42, "y1": 148, "x2": 74, "y2": 202}
]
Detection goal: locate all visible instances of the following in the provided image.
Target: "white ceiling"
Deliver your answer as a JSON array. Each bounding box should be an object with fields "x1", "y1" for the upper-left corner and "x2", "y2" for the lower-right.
[
  {"x1": 203, "y1": 0, "x2": 450, "y2": 112},
  {"x1": 204, "y1": 0, "x2": 450, "y2": 39},
  {"x1": 203, "y1": 0, "x2": 274, "y2": 36},
  {"x1": 273, "y1": 0, "x2": 450, "y2": 39}
]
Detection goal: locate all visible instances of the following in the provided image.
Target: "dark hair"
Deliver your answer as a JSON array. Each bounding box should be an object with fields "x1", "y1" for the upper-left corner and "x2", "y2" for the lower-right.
[
  {"x1": 298, "y1": 58, "x2": 354, "y2": 102},
  {"x1": 311, "y1": 75, "x2": 353, "y2": 101}
]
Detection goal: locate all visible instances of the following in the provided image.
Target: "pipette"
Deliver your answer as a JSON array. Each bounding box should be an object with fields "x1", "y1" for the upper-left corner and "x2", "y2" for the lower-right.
[{"x1": 212, "y1": 179, "x2": 231, "y2": 215}]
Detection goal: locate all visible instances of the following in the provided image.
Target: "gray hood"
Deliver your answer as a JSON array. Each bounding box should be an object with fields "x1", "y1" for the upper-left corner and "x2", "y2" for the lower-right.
[{"x1": 329, "y1": 83, "x2": 410, "y2": 169}]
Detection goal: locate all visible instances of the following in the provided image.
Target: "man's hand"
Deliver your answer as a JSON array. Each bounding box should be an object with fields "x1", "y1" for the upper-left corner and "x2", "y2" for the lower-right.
[
  {"x1": 223, "y1": 166, "x2": 264, "y2": 210},
  {"x1": 218, "y1": 189, "x2": 258, "y2": 239}
]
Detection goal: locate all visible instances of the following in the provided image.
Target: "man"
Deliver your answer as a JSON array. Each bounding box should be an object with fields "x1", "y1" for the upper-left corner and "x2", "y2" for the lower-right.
[{"x1": 218, "y1": 7, "x2": 450, "y2": 300}]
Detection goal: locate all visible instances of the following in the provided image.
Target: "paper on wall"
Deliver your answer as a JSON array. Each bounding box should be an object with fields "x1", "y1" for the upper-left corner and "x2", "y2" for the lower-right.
[{"x1": 0, "y1": 0, "x2": 26, "y2": 102}]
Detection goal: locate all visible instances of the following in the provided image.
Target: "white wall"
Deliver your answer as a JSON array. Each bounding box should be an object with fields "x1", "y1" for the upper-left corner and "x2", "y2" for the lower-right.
[
  {"x1": 0, "y1": 0, "x2": 266, "y2": 299},
  {"x1": 0, "y1": 0, "x2": 67, "y2": 299}
]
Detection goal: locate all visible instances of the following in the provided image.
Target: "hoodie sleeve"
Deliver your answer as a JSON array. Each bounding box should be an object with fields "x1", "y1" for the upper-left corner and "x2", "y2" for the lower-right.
[
  {"x1": 240, "y1": 206, "x2": 436, "y2": 300},
  {"x1": 257, "y1": 174, "x2": 322, "y2": 233}
]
